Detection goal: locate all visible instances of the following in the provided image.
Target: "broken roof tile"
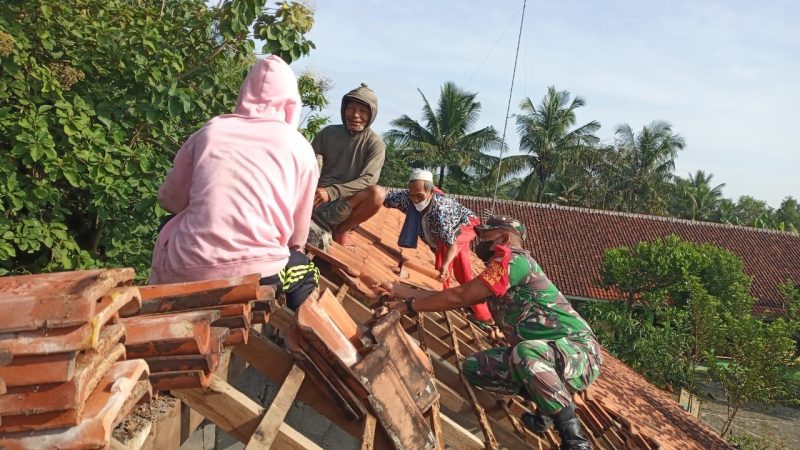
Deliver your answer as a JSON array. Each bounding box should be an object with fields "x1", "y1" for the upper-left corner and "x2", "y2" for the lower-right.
[
  {"x1": 370, "y1": 311, "x2": 437, "y2": 413},
  {"x1": 296, "y1": 293, "x2": 361, "y2": 368},
  {"x1": 0, "y1": 269, "x2": 134, "y2": 333},
  {"x1": 350, "y1": 344, "x2": 436, "y2": 450},
  {"x1": 112, "y1": 380, "x2": 152, "y2": 431},
  {"x1": 317, "y1": 289, "x2": 361, "y2": 346}
]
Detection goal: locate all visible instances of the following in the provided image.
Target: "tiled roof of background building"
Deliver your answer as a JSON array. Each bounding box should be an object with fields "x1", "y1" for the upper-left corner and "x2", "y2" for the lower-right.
[{"x1": 450, "y1": 194, "x2": 800, "y2": 314}]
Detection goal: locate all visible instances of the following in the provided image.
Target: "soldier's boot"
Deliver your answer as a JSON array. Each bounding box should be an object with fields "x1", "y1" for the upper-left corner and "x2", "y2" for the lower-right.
[
  {"x1": 520, "y1": 409, "x2": 553, "y2": 433},
  {"x1": 553, "y1": 403, "x2": 591, "y2": 450}
]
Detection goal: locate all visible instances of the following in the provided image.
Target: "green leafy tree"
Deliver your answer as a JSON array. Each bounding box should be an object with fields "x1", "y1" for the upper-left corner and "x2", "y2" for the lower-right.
[
  {"x1": 548, "y1": 143, "x2": 625, "y2": 208},
  {"x1": 732, "y1": 195, "x2": 773, "y2": 228},
  {"x1": 377, "y1": 134, "x2": 414, "y2": 189},
  {"x1": 503, "y1": 86, "x2": 600, "y2": 203},
  {"x1": 587, "y1": 235, "x2": 799, "y2": 437},
  {"x1": 587, "y1": 236, "x2": 755, "y2": 388},
  {"x1": 612, "y1": 121, "x2": 685, "y2": 214},
  {"x1": 713, "y1": 198, "x2": 739, "y2": 225},
  {"x1": 385, "y1": 81, "x2": 502, "y2": 189},
  {"x1": 0, "y1": 0, "x2": 318, "y2": 278},
  {"x1": 771, "y1": 196, "x2": 800, "y2": 234},
  {"x1": 297, "y1": 70, "x2": 332, "y2": 140},
  {"x1": 711, "y1": 314, "x2": 798, "y2": 436}
]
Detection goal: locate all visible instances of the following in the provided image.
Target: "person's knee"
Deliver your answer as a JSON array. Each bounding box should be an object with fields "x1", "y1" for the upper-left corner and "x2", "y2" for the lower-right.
[
  {"x1": 511, "y1": 340, "x2": 553, "y2": 369},
  {"x1": 366, "y1": 184, "x2": 385, "y2": 205}
]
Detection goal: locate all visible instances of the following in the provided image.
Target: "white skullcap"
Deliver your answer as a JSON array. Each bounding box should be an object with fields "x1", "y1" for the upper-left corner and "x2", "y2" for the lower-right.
[{"x1": 409, "y1": 168, "x2": 434, "y2": 183}]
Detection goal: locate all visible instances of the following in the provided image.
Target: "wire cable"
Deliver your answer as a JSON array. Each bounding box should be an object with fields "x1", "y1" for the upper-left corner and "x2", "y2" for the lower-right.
[{"x1": 490, "y1": 0, "x2": 527, "y2": 213}]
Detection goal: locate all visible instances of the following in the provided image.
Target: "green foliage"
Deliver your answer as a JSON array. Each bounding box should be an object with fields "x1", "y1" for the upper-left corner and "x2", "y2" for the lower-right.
[
  {"x1": 670, "y1": 170, "x2": 726, "y2": 221},
  {"x1": 599, "y1": 235, "x2": 752, "y2": 312},
  {"x1": 0, "y1": 0, "x2": 318, "y2": 279},
  {"x1": 728, "y1": 431, "x2": 791, "y2": 450},
  {"x1": 297, "y1": 71, "x2": 332, "y2": 140},
  {"x1": 255, "y1": 1, "x2": 315, "y2": 63},
  {"x1": 385, "y1": 81, "x2": 503, "y2": 191},
  {"x1": 711, "y1": 314, "x2": 798, "y2": 435},
  {"x1": 378, "y1": 135, "x2": 414, "y2": 188},
  {"x1": 610, "y1": 121, "x2": 686, "y2": 214},
  {"x1": 585, "y1": 235, "x2": 800, "y2": 434},
  {"x1": 505, "y1": 86, "x2": 600, "y2": 203}
]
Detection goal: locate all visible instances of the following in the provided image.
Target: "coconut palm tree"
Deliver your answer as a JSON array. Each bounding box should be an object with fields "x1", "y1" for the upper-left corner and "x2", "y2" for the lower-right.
[
  {"x1": 675, "y1": 170, "x2": 726, "y2": 220},
  {"x1": 385, "y1": 82, "x2": 502, "y2": 189},
  {"x1": 614, "y1": 121, "x2": 686, "y2": 214},
  {"x1": 499, "y1": 86, "x2": 600, "y2": 203}
]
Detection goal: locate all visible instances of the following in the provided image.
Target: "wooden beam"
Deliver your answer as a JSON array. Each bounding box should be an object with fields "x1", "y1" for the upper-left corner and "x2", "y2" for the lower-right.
[
  {"x1": 273, "y1": 423, "x2": 324, "y2": 450},
  {"x1": 172, "y1": 376, "x2": 263, "y2": 443},
  {"x1": 234, "y1": 330, "x2": 394, "y2": 450},
  {"x1": 235, "y1": 330, "x2": 358, "y2": 435},
  {"x1": 444, "y1": 311, "x2": 499, "y2": 450},
  {"x1": 439, "y1": 414, "x2": 484, "y2": 450},
  {"x1": 435, "y1": 380, "x2": 539, "y2": 450},
  {"x1": 172, "y1": 376, "x2": 319, "y2": 449},
  {"x1": 429, "y1": 400, "x2": 444, "y2": 450},
  {"x1": 245, "y1": 364, "x2": 305, "y2": 450},
  {"x1": 360, "y1": 414, "x2": 377, "y2": 450}
]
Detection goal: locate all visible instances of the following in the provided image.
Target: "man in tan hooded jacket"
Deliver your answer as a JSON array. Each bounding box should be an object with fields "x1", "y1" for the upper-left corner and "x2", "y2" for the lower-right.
[{"x1": 311, "y1": 83, "x2": 386, "y2": 245}]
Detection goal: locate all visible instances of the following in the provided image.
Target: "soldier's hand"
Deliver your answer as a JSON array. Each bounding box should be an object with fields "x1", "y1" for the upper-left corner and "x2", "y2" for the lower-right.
[
  {"x1": 371, "y1": 281, "x2": 394, "y2": 296},
  {"x1": 384, "y1": 299, "x2": 409, "y2": 313},
  {"x1": 488, "y1": 326, "x2": 505, "y2": 343}
]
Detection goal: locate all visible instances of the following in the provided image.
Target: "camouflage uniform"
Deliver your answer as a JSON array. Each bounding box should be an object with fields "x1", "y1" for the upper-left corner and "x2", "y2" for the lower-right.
[{"x1": 463, "y1": 245, "x2": 602, "y2": 414}]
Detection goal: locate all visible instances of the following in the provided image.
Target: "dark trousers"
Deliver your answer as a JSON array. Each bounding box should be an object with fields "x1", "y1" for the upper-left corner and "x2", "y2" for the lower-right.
[{"x1": 260, "y1": 250, "x2": 319, "y2": 310}]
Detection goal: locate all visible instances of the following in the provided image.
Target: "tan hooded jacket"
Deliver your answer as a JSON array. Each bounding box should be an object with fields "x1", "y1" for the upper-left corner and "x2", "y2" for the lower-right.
[{"x1": 311, "y1": 83, "x2": 386, "y2": 201}]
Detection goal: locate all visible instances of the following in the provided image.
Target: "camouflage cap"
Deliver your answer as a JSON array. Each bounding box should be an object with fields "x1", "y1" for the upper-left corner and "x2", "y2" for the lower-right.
[{"x1": 475, "y1": 215, "x2": 527, "y2": 241}]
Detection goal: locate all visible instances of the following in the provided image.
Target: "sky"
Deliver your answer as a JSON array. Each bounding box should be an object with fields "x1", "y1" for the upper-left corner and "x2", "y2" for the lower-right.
[{"x1": 294, "y1": 0, "x2": 800, "y2": 207}]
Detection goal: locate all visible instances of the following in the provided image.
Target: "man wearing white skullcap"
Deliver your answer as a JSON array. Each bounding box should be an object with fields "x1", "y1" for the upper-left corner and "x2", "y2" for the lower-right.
[{"x1": 383, "y1": 169, "x2": 493, "y2": 323}]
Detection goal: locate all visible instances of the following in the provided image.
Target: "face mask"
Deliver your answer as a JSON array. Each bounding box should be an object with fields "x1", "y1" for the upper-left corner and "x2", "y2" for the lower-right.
[
  {"x1": 413, "y1": 198, "x2": 430, "y2": 212},
  {"x1": 475, "y1": 240, "x2": 495, "y2": 262}
]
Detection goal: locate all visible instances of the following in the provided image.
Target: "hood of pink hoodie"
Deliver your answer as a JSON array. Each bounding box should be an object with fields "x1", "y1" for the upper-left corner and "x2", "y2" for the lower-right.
[{"x1": 234, "y1": 55, "x2": 300, "y2": 127}]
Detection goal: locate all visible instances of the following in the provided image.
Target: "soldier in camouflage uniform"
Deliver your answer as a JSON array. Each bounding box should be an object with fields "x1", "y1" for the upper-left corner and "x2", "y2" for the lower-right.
[{"x1": 383, "y1": 215, "x2": 600, "y2": 450}]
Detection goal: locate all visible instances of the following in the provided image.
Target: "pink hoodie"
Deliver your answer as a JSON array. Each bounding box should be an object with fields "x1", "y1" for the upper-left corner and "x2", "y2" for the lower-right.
[{"x1": 149, "y1": 56, "x2": 318, "y2": 284}]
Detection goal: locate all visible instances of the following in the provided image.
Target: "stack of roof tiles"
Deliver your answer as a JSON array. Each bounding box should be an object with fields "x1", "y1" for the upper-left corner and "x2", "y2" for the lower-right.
[
  {"x1": 310, "y1": 206, "x2": 735, "y2": 450},
  {"x1": 118, "y1": 273, "x2": 274, "y2": 391},
  {"x1": 0, "y1": 269, "x2": 151, "y2": 449}
]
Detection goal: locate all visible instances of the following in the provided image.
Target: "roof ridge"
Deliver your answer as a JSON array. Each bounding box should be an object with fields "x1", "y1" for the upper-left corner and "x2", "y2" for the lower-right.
[{"x1": 446, "y1": 192, "x2": 799, "y2": 237}]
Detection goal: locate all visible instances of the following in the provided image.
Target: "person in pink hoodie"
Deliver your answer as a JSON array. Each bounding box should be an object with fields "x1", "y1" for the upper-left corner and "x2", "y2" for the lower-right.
[{"x1": 150, "y1": 56, "x2": 320, "y2": 309}]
